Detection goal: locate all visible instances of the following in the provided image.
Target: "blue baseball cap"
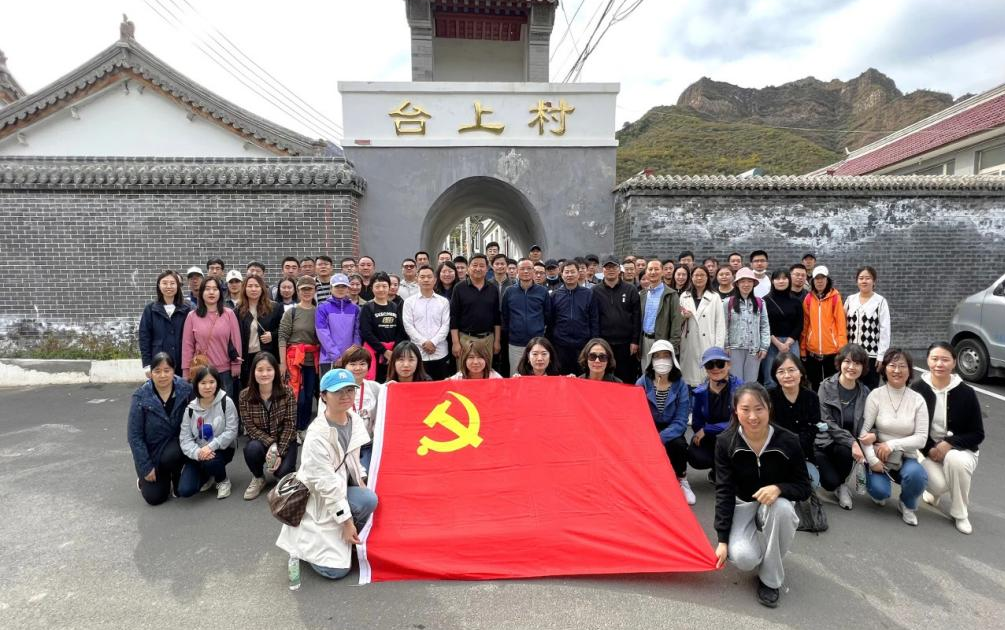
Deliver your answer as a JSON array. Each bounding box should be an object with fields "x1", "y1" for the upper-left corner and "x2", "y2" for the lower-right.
[
  {"x1": 320, "y1": 368, "x2": 358, "y2": 393},
  {"x1": 701, "y1": 346, "x2": 731, "y2": 366}
]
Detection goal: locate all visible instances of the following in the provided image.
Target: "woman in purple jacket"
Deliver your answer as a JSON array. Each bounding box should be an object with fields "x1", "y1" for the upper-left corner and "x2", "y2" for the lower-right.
[{"x1": 315, "y1": 273, "x2": 362, "y2": 378}]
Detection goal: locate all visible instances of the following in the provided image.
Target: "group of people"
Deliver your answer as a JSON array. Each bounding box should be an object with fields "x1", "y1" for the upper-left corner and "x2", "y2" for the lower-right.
[{"x1": 127, "y1": 244, "x2": 984, "y2": 606}]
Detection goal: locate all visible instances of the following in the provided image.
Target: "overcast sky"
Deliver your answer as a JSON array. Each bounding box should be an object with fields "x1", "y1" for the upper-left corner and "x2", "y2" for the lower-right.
[{"x1": 2, "y1": 0, "x2": 1003, "y2": 143}]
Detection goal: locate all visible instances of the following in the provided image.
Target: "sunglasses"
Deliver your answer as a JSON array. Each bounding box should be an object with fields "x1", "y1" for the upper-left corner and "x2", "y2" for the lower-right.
[
  {"x1": 704, "y1": 360, "x2": 727, "y2": 369},
  {"x1": 588, "y1": 353, "x2": 609, "y2": 362}
]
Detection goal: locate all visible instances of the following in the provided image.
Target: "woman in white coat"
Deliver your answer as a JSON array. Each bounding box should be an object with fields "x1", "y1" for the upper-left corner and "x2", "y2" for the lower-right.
[
  {"x1": 276, "y1": 368, "x2": 377, "y2": 580},
  {"x1": 679, "y1": 265, "x2": 726, "y2": 388}
]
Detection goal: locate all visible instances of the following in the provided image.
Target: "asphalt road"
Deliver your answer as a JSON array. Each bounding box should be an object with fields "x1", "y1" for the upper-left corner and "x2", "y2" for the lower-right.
[{"x1": 1, "y1": 382, "x2": 1003, "y2": 630}]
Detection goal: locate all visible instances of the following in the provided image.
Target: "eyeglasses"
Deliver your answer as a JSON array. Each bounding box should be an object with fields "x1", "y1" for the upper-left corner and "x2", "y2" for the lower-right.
[
  {"x1": 704, "y1": 360, "x2": 727, "y2": 369},
  {"x1": 588, "y1": 353, "x2": 609, "y2": 362},
  {"x1": 886, "y1": 363, "x2": 909, "y2": 372},
  {"x1": 775, "y1": 368, "x2": 800, "y2": 376},
  {"x1": 402, "y1": 264, "x2": 415, "y2": 269}
]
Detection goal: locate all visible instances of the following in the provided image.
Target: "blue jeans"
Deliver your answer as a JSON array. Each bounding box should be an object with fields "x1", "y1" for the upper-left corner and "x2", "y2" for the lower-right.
[
  {"x1": 866, "y1": 457, "x2": 928, "y2": 510},
  {"x1": 216, "y1": 371, "x2": 236, "y2": 405},
  {"x1": 360, "y1": 444, "x2": 372, "y2": 471},
  {"x1": 308, "y1": 486, "x2": 378, "y2": 580},
  {"x1": 177, "y1": 447, "x2": 235, "y2": 497},
  {"x1": 761, "y1": 338, "x2": 799, "y2": 387},
  {"x1": 310, "y1": 564, "x2": 351, "y2": 580},
  {"x1": 296, "y1": 364, "x2": 318, "y2": 431}
]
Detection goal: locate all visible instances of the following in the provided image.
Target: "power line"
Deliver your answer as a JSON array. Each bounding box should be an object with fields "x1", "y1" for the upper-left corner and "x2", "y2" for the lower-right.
[
  {"x1": 562, "y1": 0, "x2": 646, "y2": 82},
  {"x1": 175, "y1": 0, "x2": 343, "y2": 135},
  {"x1": 159, "y1": 0, "x2": 342, "y2": 140},
  {"x1": 553, "y1": 0, "x2": 610, "y2": 80},
  {"x1": 550, "y1": 0, "x2": 585, "y2": 62},
  {"x1": 142, "y1": 0, "x2": 341, "y2": 141},
  {"x1": 562, "y1": 0, "x2": 616, "y2": 82}
]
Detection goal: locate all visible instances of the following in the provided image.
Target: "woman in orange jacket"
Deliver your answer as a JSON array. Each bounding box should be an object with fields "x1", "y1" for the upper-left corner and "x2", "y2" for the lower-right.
[{"x1": 800, "y1": 266, "x2": 848, "y2": 390}]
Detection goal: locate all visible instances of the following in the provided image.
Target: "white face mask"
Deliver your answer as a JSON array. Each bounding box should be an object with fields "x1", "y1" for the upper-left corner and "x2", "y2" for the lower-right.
[{"x1": 652, "y1": 358, "x2": 674, "y2": 375}]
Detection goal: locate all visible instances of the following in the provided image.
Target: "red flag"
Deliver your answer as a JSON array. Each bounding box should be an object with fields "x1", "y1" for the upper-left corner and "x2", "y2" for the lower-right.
[{"x1": 359, "y1": 377, "x2": 717, "y2": 583}]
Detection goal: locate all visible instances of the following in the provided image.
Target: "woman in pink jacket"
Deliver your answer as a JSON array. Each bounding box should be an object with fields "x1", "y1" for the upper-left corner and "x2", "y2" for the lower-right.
[{"x1": 182, "y1": 276, "x2": 242, "y2": 395}]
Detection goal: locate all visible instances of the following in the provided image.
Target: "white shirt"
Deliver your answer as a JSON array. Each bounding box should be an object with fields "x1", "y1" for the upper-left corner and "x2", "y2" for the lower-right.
[
  {"x1": 754, "y1": 274, "x2": 771, "y2": 299},
  {"x1": 402, "y1": 291, "x2": 451, "y2": 360}
]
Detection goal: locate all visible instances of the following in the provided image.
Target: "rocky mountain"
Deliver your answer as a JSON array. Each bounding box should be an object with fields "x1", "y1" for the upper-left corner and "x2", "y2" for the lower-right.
[{"x1": 615, "y1": 69, "x2": 956, "y2": 181}]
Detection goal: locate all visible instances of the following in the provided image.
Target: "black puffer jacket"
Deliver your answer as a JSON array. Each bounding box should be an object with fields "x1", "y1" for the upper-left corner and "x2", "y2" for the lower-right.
[{"x1": 714, "y1": 424, "x2": 812, "y2": 543}]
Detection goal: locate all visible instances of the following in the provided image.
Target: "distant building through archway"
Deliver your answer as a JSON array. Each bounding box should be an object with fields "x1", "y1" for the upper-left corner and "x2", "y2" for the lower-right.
[{"x1": 423, "y1": 176, "x2": 543, "y2": 257}]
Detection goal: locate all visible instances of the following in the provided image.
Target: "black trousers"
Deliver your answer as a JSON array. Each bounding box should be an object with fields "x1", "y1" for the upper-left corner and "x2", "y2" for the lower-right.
[
  {"x1": 138, "y1": 439, "x2": 185, "y2": 506},
  {"x1": 423, "y1": 356, "x2": 453, "y2": 381},
  {"x1": 804, "y1": 354, "x2": 837, "y2": 391},
  {"x1": 860, "y1": 358, "x2": 881, "y2": 391},
  {"x1": 554, "y1": 342, "x2": 583, "y2": 375},
  {"x1": 244, "y1": 439, "x2": 299, "y2": 480},
  {"x1": 493, "y1": 329, "x2": 510, "y2": 376},
  {"x1": 663, "y1": 435, "x2": 689, "y2": 478},
  {"x1": 815, "y1": 442, "x2": 854, "y2": 491},
  {"x1": 609, "y1": 341, "x2": 640, "y2": 384},
  {"x1": 687, "y1": 432, "x2": 719, "y2": 475}
]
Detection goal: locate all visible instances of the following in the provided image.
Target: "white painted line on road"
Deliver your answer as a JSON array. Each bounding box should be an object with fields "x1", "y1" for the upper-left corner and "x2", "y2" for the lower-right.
[
  {"x1": 86, "y1": 398, "x2": 109, "y2": 404},
  {"x1": 914, "y1": 368, "x2": 1005, "y2": 403}
]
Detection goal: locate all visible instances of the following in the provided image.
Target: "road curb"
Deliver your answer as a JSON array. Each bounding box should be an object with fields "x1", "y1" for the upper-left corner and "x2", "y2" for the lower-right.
[{"x1": 0, "y1": 358, "x2": 144, "y2": 386}]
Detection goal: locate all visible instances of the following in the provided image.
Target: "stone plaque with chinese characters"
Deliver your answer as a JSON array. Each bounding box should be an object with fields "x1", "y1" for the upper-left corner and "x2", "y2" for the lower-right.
[{"x1": 340, "y1": 82, "x2": 619, "y2": 148}]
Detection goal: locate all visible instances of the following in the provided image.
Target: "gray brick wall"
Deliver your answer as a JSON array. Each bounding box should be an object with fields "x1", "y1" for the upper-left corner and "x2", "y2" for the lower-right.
[
  {"x1": 615, "y1": 189, "x2": 1005, "y2": 349},
  {"x1": 0, "y1": 157, "x2": 363, "y2": 340},
  {"x1": 0, "y1": 190, "x2": 358, "y2": 322}
]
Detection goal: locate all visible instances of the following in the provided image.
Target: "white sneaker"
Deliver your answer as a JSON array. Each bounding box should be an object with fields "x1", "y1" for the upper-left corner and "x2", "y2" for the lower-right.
[
  {"x1": 955, "y1": 517, "x2": 973, "y2": 535},
  {"x1": 679, "y1": 478, "x2": 696, "y2": 506},
  {"x1": 200, "y1": 478, "x2": 216, "y2": 493},
  {"x1": 922, "y1": 491, "x2": 939, "y2": 507},
  {"x1": 870, "y1": 496, "x2": 887, "y2": 507},
  {"x1": 216, "y1": 479, "x2": 232, "y2": 499},
  {"x1": 835, "y1": 484, "x2": 853, "y2": 510},
  {"x1": 244, "y1": 477, "x2": 266, "y2": 500},
  {"x1": 898, "y1": 500, "x2": 918, "y2": 526}
]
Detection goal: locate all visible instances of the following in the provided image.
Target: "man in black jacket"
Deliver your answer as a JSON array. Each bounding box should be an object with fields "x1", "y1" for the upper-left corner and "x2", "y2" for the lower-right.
[{"x1": 593, "y1": 256, "x2": 641, "y2": 383}]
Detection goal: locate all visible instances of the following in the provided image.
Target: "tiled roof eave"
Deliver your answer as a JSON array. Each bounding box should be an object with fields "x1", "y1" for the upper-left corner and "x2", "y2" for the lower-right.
[
  {"x1": 615, "y1": 174, "x2": 1005, "y2": 196},
  {"x1": 0, "y1": 156, "x2": 365, "y2": 195}
]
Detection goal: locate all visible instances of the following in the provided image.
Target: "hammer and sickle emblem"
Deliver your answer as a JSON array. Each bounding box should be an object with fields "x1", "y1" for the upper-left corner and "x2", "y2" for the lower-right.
[{"x1": 416, "y1": 391, "x2": 483, "y2": 456}]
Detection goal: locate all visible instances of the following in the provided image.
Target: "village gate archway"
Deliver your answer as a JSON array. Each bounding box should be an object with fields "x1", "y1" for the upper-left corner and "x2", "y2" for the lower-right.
[{"x1": 421, "y1": 176, "x2": 545, "y2": 255}]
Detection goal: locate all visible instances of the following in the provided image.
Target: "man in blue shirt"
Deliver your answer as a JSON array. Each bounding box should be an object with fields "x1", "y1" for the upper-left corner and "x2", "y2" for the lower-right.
[
  {"x1": 502, "y1": 258, "x2": 552, "y2": 376},
  {"x1": 639, "y1": 259, "x2": 683, "y2": 370}
]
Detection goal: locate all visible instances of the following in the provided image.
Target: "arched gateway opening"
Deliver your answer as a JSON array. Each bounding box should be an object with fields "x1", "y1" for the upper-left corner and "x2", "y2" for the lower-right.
[{"x1": 421, "y1": 176, "x2": 546, "y2": 257}]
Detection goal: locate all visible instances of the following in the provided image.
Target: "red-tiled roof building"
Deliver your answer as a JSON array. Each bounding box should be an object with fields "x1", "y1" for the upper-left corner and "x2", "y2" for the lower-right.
[{"x1": 812, "y1": 83, "x2": 1005, "y2": 176}]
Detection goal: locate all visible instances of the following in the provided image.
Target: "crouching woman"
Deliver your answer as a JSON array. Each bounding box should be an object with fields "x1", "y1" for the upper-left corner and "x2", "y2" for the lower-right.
[
  {"x1": 128, "y1": 352, "x2": 193, "y2": 505},
  {"x1": 276, "y1": 368, "x2": 377, "y2": 580},
  {"x1": 714, "y1": 383, "x2": 811, "y2": 608}
]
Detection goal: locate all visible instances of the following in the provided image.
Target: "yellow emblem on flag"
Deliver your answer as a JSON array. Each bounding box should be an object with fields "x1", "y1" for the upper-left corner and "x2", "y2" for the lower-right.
[{"x1": 417, "y1": 391, "x2": 483, "y2": 456}]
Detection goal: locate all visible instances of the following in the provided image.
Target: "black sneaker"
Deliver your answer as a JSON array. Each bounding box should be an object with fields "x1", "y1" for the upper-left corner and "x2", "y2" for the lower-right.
[{"x1": 756, "y1": 578, "x2": 780, "y2": 608}]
